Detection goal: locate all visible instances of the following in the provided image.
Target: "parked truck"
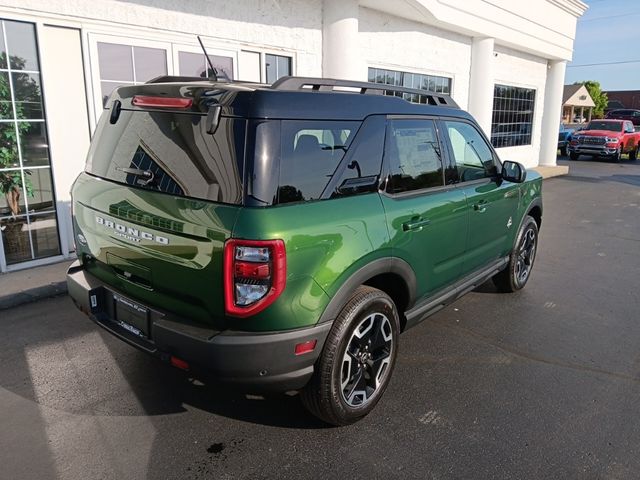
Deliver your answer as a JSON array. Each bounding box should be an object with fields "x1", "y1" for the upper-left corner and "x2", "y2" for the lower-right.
[{"x1": 569, "y1": 119, "x2": 640, "y2": 161}]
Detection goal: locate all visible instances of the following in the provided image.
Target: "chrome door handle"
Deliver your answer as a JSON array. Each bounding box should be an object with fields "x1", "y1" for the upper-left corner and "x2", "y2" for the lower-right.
[
  {"x1": 402, "y1": 217, "x2": 431, "y2": 231},
  {"x1": 473, "y1": 200, "x2": 490, "y2": 213}
]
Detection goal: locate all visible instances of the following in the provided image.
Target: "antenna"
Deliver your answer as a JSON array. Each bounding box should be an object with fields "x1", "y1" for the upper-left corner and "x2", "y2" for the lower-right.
[{"x1": 197, "y1": 36, "x2": 231, "y2": 82}]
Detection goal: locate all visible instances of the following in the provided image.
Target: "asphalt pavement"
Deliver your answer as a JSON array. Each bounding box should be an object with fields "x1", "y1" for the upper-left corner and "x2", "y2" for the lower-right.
[{"x1": 1, "y1": 157, "x2": 640, "y2": 480}]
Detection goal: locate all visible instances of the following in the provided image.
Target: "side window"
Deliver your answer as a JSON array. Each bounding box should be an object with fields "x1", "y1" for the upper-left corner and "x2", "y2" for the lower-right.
[
  {"x1": 444, "y1": 121, "x2": 497, "y2": 182},
  {"x1": 278, "y1": 120, "x2": 360, "y2": 204},
  {"x1": 385, "y1": 119, "x2": 444, "y2": 194}
]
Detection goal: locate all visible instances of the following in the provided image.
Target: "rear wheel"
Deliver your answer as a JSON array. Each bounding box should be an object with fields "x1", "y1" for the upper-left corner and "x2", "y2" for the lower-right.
[
  {"x1": 301, "y1": 286, "x2": 400, "y2": 426},
  {"x1": 493, "y1": 215, "x2": 539, "y2": 293},
  {"x1": 630, "y1": 145, "x2": 638, "y2": 161}
]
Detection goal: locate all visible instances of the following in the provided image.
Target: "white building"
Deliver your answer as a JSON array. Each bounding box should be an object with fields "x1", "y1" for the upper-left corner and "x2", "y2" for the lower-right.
[{"x1": 0, "y1": 0, "x2": 586, "y2": 272}]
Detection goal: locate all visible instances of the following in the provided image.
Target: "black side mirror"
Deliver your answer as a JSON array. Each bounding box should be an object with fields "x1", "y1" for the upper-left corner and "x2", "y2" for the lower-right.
[{"x1": 502, "y1": 161, "x2": 526, "y2": 183}]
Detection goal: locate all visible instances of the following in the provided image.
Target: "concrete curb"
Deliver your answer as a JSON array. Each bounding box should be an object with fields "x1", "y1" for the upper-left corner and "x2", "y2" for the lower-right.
[
  {"x1": 533, "y1": 165, "x2": 569, "y2": 179},
  {"x1": 0, "y1": 281, "x2": 68, "y2": 311}
]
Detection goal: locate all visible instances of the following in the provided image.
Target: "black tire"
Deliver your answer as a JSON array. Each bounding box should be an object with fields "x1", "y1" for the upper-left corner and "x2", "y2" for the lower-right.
[
  {"x1": 569, "y1": 152, "x2": 579, "y2": 160},
  {"x1": 560, "y1": 146, "x2": 568, "y2": 157},
  {"x1": 614, "y1": 145, "x2": 622, "y2": 162},
  {"x1": 493, "y1": 215, "x2": 539, "y2": 293},
  {"x1": 301, "y1": 286, "x2": 400, "y2": 426},
  {"x1": 630, "y1": 145, "x2": 638, "y2": 161}
]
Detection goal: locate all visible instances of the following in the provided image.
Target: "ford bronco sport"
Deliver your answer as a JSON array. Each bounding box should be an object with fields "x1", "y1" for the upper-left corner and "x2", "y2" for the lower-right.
[{"x1": 67, "y1": 76, "x2": 542, "y2": 425}]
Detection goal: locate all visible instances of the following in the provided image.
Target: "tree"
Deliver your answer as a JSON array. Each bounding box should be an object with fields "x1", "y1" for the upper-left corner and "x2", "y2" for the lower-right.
[{"x1": 574, "y1": 80, "x2": 608, "y2": 119}]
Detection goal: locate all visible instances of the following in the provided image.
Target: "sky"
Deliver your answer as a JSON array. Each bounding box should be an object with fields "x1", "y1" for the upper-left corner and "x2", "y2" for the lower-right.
[{"x1": 565, "y1": 0, "x2": 640, "y2": 91}]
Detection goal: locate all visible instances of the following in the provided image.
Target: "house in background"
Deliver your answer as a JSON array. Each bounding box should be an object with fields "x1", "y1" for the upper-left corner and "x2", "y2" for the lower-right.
[
  {"x1": 604, "y1": 90, "x2": 640, "y2": 111},
  {"x1": 562, "y1": 84, "x2": 595, "y2": 123}
]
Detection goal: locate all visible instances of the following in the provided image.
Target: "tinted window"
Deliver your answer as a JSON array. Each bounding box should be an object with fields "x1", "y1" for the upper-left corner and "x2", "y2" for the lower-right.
[
  {"x1": 445, "y1": 121, "x2": 496, "y2": 182},
  {"x1": 278, "y1": 120, "x2": 359, "y2": 204},
  {"x1": 86, "y1": 111, "x2": 245, "y2": 204},
  {"x1": 385, "y1": 119, "x2": 444, "y2": 194}
]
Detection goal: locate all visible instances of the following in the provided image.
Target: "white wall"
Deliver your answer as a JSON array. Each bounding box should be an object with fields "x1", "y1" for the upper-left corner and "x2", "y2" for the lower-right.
[
  {"x1": 492, "y1": 45, "x2": 548, "y2": 168},
  {"x1": 358, "y1": 7, "x2": 472, "y2": 109}
]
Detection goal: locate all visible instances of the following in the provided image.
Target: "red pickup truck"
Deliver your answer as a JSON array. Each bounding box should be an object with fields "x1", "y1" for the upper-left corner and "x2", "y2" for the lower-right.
[{"x1": 569, "y1": 119, "x2": 640, "y2": 161}]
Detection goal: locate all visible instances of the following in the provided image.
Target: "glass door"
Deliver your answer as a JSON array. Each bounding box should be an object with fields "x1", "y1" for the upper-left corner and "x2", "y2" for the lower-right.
[{"x1": 0, "y1": 19, "x2": 60, "y2": 270}]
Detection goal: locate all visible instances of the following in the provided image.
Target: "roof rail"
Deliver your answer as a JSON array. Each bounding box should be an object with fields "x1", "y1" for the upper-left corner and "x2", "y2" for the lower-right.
[{"x1": 270, "y1": 76, "x2": 458, "y2": 108}]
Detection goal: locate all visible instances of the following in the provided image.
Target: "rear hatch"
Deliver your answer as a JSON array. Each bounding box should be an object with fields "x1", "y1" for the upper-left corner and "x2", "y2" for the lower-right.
[{"x1": 73, "y1": 84, "x2": 246, "y2": 331}]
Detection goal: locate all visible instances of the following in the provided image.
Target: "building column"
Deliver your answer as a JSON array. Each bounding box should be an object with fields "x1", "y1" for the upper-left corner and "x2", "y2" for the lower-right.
[
  {"x1": 468, "y1": 37, "x2": 495, "y2": 136},
  {"x1": 323, "y1": 0, "x2": 363, "y2": 80},
  {"x1": 539, "y1": 60, "x2": 567, "y2": 166}
]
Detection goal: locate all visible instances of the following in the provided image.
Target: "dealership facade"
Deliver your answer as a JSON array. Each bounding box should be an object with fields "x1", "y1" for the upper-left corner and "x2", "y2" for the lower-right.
[{"x1": 0, "y1": 0, "x2": 586, "y2": 272}]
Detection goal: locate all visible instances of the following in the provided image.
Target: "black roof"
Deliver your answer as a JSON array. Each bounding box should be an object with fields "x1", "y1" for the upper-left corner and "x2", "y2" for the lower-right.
[{"x1": 111, "y1": 76, "x2": 472, "y2": 122}]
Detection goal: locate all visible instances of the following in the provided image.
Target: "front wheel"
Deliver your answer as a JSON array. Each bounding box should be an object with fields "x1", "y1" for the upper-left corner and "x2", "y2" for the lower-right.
[
  {"x1": 613, "y1": 146, "x2": 622, "y2": 162},
  {"x1": 301, "y1": 286, "x2": 400, "y2": 426},
  {"x1": 560, "y1": 146, "x2": 568, "y2": 157},
  {"x1": 569, "y1": 152, "x2": 579, "y2": 160},
  {"x1": 493, "y1": 215, "x2": 539, "y2": 293}
]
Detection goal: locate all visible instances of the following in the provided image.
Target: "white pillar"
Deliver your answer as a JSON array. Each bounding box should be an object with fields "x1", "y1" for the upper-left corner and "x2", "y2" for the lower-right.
[
  {"x1": 323, "y1": 0, "x2": 363, "y2": 80},
  {"x1": 468, "y1": 37, "x2": 495, "y2": 136},
  {"x1": 539, "y1": 60, "x2": 567, "y2": 166}
]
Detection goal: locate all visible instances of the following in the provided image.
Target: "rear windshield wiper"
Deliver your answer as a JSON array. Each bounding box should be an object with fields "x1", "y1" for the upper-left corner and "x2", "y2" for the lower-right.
[{"x1": 116, "y1": 167, "x2": 155, "y2": 186}]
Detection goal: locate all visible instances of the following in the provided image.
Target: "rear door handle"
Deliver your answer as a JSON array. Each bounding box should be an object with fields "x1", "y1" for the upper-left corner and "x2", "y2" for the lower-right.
[
  {"x1": 402, "y1": 217, "x2": 431, "y2": 232},
  {"x1": 473, "y1": 200, "x2": 490, "y2": 213}
]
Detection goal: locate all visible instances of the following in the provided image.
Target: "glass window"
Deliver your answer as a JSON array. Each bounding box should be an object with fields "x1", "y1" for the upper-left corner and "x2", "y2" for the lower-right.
[
  {"x1": 265, "y1": 54, "x2": 292, "y2": 84},
  {"x1": 0, "y1": 18, "x2": 60, "y2": 266},
  {"x1": 278, "y1": 120, "x2": 359, "y2": 204},
  {"x1": 368, "y1": 67, "x2": 452, "y2": 104},
  {"x1": 385, "y1": 119, "x2": 444, "y2": 194},
  {"x1": 97, "y1": 42, "x2": 168, "y2": 106},
  {"x1": 445, "y1": 120, "x2": 496, "y2": 182},
  {"x1": 178, "y1": 51, "x2": 233, "y2": 80},
  {"x1": 491, "y1": 84, "x2": 536, "y2": 147}
]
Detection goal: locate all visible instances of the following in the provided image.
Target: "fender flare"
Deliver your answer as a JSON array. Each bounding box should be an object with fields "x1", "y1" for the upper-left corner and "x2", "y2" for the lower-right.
[{"x1": 317, "y1": 257, "x2": 417, "y2": 324}]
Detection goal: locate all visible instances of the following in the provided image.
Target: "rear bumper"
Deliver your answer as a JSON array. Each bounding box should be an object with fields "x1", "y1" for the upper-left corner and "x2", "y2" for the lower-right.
[{"x1": 66, "y1": 261, "x2": 330, "y2": 392}]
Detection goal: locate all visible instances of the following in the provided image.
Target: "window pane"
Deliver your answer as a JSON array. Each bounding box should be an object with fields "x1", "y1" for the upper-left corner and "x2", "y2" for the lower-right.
[
  {"x1": 101, "y1": 81, "x2": 133, "y2": 107},
  {"x1": 0, "y1": 172, "x2": 26, "y2": 217},
  {"x1": 179, "y1": 51, "x2": 205, "y2": 77},
  {"x1": 278, "y1": 120, "x2": 360, "y2": 203},
  {"x1": 446, "y1": 121, "x2": 495, "y2": 182},
  {"x1": 386, "y1": 119, "x2": 443, "y2": 193},
  {"x1": 97, "y1": 42, "x2": 133, "y2": 81},
  {"x1": 1, "y1": 71, "x2": 13, "y2": 118},
  {"x1": 0, "y1": 22, "x2": 6, "y2": 69},
  {"x1": 24, "y1": 167, "x2": 55, "y2": 213},
  {"x1": 1, "y1": 216, "x2": 31, "y2": 264},
  {"x1": 5, "y1": 20, "x2": 39, "y2": 71},
  {"x1": 265, "y1": 54, "x2": 277, "y2": 83},
  {"x1": 0, "y1": 122, "x2": 19, "y2": 168},
  {"x1": 12, "y1": 71, "x2": 43, "y2": 119},
  {"x1": 277, "y1": 55, "x2": 291, "y2": 77},
  {"x1": 28, "y1": 212, "x2": 61, "y2": 260},
  {"x1": 19, "y1": 121, "x2": 49, "y2": 167},
  {"x1": 210, "y1": 55, "x2": 233, "y2": 80},
  {"x1": 133, "y1": 46, "x2": 167, "y2": 82}
]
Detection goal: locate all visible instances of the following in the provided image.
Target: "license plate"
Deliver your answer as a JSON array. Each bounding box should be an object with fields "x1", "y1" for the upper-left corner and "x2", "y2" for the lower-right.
[{"x1": 113, "y1": 293, "x2": 149, "y2": 338}]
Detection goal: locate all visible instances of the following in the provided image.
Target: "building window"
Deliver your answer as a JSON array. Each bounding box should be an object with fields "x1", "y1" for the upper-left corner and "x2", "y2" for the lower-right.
[
  {"x1": 368, "y1": 67, "x2": 452, "y2": 104},
  {"x1": 97, "y1": 42, "x2": 168, "y2": 107},
  {"x1": 0, "y1": 19, "x2": 61, "y2": 266},
  {"x1": 265, "y1": 54, "x2": 291, "y2": 84},
  {"x1": 177, "y1": 51, "x2": 234, "y2": 81},
  {"x1": 491, "y1": 84, "x2": 536, "y2": 148}
]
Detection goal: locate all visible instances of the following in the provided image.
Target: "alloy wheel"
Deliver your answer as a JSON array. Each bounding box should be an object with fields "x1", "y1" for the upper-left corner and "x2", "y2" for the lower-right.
[{"x1": 515, "y1": 227, "x2": 536, "y2": 285}]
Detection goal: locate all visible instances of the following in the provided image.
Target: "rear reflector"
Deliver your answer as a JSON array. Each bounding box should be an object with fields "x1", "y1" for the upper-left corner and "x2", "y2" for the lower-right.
[
  {"x1": 132, "y1": 95, "x2": 193, "y2": 109},
  {"x1": 295, "y1": 340, "x2": 317, "y2": 356},
  {"x1": 170, "y1": 356, "x2": 190, "y2": 370}
]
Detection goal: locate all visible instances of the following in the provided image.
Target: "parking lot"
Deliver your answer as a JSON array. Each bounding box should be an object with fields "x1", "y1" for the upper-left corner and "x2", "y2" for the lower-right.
[{"x1": 1, "y1": 157, "x2": 640, "y2": 480}]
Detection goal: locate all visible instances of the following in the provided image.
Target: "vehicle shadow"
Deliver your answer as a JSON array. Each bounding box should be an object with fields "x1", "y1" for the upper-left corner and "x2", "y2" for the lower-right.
[{"x1": 95, "y1": 328, "x2": 331, "y2": 430}]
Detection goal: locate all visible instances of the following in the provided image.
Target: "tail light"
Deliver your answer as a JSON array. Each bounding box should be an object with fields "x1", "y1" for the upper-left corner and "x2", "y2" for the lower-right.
[
  {"x1": 224, "y1": 239, "x2": 286, "y2": 317},
  {"x1": 132, "y1": 95, "x2": 193, "y2": 109}
]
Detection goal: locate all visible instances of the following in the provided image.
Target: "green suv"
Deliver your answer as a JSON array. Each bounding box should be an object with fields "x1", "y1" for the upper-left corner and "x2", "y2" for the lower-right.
[{"x1": 67, "y1": 76, "x2": 542, "y2": 425}]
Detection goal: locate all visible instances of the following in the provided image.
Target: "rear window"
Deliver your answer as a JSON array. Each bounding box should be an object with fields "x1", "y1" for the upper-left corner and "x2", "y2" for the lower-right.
[{"x1": 86, "y1": 110, "x2": 245, "y2": 204}]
